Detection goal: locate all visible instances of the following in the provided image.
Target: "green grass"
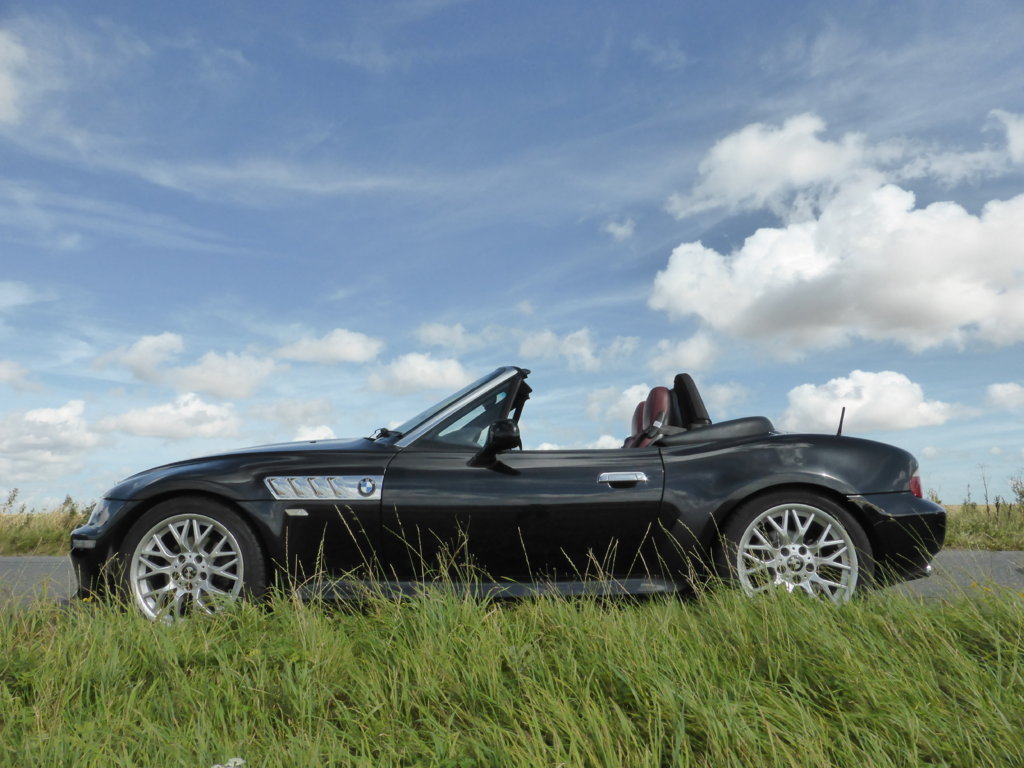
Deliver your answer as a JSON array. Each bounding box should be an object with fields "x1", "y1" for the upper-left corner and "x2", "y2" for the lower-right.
[
  {"x1": 944, "y1": 503, "x2": 1024, "y2": 550},
  {"x1": 2, "y1": 585, "x2": 1023, "y2": 767},
  {"x1": 0, "y1": 493, "x2": 91, "y2": 556}
]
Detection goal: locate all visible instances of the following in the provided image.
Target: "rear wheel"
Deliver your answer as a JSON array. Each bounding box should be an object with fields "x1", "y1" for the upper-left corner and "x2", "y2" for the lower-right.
[
  {"x1": 119, "y1": 496, "x2": 266, "y2": 620},
  {"x1": 716, "y1": 491, "x2": 873, "y2": 602}
]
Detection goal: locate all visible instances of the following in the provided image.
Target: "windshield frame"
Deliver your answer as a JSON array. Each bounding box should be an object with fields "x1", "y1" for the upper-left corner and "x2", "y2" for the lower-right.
[{"x1": 393, "y1": 366, "x2": 522, "y2": 448}]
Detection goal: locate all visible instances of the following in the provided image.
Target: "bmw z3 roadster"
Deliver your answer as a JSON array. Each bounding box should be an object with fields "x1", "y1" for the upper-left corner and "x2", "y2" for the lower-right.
[{"x1": 71, "y1": 366, "x2": 945, "y2": 618}]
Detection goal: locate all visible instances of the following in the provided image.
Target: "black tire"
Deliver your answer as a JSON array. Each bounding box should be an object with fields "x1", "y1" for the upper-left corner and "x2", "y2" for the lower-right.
[
  {"x1": 118, "y1": 496, "x2": 266, "y2": 620},
  {"x1": 714, "y1": 490, "x2": 873, "y2": 602}
]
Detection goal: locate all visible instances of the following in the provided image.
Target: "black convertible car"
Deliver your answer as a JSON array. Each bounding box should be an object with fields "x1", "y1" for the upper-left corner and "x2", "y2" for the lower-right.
[{"x1": 71, "y1": 366, "x2": 945, "y2": 619}]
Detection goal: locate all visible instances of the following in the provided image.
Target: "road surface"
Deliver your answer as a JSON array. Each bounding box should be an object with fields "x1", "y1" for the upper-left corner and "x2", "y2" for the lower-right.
[{"x1": 1, "y1": 550, "x2": 1022, "y2": 606}]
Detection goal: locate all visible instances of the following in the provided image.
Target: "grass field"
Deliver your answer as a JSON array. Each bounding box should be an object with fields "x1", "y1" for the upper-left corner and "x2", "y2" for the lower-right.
[{"x1": 1, "y1": 584, "x2": 1022, "y2": 767}]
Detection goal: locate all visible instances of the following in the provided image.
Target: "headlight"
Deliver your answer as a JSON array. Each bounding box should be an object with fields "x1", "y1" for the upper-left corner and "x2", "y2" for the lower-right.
[{"x1": 86, "y1": 499, "x2": 116, "y2": 527}]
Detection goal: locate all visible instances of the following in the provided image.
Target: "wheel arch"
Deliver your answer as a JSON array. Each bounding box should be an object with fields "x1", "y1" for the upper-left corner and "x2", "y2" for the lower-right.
[
  {"x1": 713, "y1": 481, "x2": 877, "y2": 554},
  {"x1": 108, "y1": 489, "x2": 271, "y2": 569}
]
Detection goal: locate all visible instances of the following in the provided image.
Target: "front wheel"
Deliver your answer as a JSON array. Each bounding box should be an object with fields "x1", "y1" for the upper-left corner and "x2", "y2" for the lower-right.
[
  {"x1": 716, "y1": 492, "x2": 873, "y2": 602},
  {"x1": 119, "y1": 496, "x2": 266, "y2": 620}
]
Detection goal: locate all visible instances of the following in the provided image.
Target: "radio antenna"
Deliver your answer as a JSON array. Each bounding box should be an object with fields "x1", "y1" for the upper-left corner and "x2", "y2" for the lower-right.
[{"x1": 836, "y1": 406, "x2": 846, "y2": 437}]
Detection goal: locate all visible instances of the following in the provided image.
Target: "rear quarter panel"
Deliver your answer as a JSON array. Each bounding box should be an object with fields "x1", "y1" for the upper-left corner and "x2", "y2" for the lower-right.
[{"x1": 658, "y1": 433, "x2": 917, "y2": 550}]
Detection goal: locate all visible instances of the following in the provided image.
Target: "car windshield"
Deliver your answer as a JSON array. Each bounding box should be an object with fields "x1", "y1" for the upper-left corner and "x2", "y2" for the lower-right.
[{"x1": 389, "y1": 367, "x2": 515, "y2": 439}]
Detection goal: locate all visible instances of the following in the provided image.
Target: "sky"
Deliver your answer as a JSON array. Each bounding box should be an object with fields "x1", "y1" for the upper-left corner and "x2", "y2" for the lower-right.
[{"x1": 1, "y1": 0, "x2": 1023, "y2": 508}]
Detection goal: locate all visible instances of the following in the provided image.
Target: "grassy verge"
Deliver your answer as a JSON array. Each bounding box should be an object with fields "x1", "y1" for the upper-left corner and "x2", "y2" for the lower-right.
[
  {"x1": 1, "y1": 586, "x2": 1022, "y2": 767},
  {"x1": 0, "y1": 493, "x2": 91, "y2": 556},
  {"x1": 944, "y1": 503, "x2": 1024, "y2": 550}
]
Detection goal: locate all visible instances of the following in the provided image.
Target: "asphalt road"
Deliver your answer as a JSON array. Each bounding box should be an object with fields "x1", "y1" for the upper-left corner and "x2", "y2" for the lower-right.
[{"x1": 2, "y1": 551, "x2": 1023, "y2": 606}]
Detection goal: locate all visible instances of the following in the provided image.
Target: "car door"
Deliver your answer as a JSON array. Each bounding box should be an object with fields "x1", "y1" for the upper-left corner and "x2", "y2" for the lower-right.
[{"x1": 380, "y1": 446, "x2": 665, "y2": 581}]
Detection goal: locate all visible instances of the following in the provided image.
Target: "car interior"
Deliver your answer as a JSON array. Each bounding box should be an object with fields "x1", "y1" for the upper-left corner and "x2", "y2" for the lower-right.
[{"x1": 624, "y1": 373, "x2": 775, "y2": 447}]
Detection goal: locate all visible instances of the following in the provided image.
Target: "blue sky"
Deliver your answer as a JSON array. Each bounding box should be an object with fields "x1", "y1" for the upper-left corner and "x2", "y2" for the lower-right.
[{"x1": 2, "y1": 0, "x2": 1023, "y2": 508}]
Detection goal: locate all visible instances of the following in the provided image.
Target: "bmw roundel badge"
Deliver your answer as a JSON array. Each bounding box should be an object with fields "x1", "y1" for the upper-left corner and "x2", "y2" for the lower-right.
[{"x1": 357, "y1": 477, "x2": 376, "y2": 497}]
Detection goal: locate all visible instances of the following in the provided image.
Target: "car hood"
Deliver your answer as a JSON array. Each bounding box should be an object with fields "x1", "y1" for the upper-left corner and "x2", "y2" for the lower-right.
[{"x1": 105, "y1": 436, "x2": 393, "y2": 501}]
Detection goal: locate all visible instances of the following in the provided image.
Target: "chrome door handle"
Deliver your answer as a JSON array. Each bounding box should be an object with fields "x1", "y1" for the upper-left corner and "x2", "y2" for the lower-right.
[{"x1": 597, "y1": 472, "x2": 649, "y2": 485}]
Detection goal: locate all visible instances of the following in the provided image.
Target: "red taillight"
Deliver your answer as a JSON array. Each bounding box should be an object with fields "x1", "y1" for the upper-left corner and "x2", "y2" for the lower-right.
[{"x1": 910, "y1": 474, "x2": 922, "y2": 498}]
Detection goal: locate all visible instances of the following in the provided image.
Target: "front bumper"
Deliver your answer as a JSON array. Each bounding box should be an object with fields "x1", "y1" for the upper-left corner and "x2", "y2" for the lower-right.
[
  {"x1": 69, "y1": 498, "x2": 133, "y2": 598},
  {"x1": 847, "y1": 492, "x2": 946, "y2": 584}
]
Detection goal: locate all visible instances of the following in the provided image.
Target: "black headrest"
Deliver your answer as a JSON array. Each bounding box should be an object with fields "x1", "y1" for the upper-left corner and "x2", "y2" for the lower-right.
[{"x1": 673, "y1": 373, "x2": 712, "y2": 429}]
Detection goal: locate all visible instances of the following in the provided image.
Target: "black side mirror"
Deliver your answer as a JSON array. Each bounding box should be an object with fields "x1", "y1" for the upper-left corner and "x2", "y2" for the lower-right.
[
  {"x1": 470, "y1": 419, "x2": 521, "y2": 467},
  {"x1": 486, "y1": 419, "x2": 522, "y2": 452}
]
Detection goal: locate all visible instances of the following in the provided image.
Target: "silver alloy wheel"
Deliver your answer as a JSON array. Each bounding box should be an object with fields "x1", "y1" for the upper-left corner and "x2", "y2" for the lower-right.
[
  {"x1": 129, "y1": 512, "x2": 245, "y2": 620},
  {"x1": 735, "y1": 502, "x2": 859, "y2": 602}
]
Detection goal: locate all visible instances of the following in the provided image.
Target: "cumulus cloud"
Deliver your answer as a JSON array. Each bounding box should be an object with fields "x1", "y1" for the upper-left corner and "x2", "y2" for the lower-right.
[
  {"x1": 986, "y1": 382, "x2": 1024, "y2": 410},
  {"x1": 703, "y1": 382, "x2": 748, "y2": 415},
  {"x1": 654, "y1": 113, "x2": 1024, "y2": 355},
  {"x1": 252, "y1": 398, "x2": 335, "y2": 441},
  {"x1": 586, "y1": 383, "x2": 650, "y2": 425},
  {"x1": 96, "y1": 332, "x2": 184, "y2": 381},
  {"x1": 97, "y1": 393, "x2": 241, "y2": 439},
  {"x1": 416, "y1": 322, "x2": 472, "y2": 349},
  {"x1": 666, "y1": 114, "x2": 874, "y2": 220},
  {"x1": 648, "y1": 333, "x2": 717, "y2": 374},
  {"x1": 520, "y1": 328, "x2": 637, "y2": 371},
  {"x1": 603, "y1": 217, "x2": 636, "y2": 241},
  {"x1": 779, "y1": 370, "x2": 953, "y2": 433},
  {"x1": 174, "y1": 351, "x2": 281, "y2": 399},
  {"x1": 276, "y1": 328, "x2": 383, "y2": 363},
  {"x1": 369, "y1": 353, "x2": 472, "y2": 393},
  {"x1": 0, "y1": 400, "x2": 100, "y2": 482},
  {"x1": 293, "y1": 425, "x2": 336, "y2": 441},
  {"x1": 652, "y1": 183, "x2": 1024, "y2": 354},
  {"x1": 415, "y1": 322, "x2": 502, "y2": 351}
]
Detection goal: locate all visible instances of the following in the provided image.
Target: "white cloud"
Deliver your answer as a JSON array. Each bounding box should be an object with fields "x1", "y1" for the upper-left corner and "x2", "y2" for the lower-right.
[
  {"x1": 294, "y1": 425, "x2": 336, "y2": 441},
  {"x1": 666, "y1": 114, "x2": 873, "y2": 220},
  {"x1": 416, "y1": 322, "x2": 472, "y2": 349},
  {"x1": 779, "y1": 370, "x2": 953, "y2": 433},
  {"x1": 603, "y1": 217, "x2": 636, "y2": 241},
  {"x1": 654, "y1": 114, "x2": 1024, "y2": 356},
  {"x1": 174, "y1": 351, "x2": 281, "y2": 399},
  {"x1": 658, "y1": 114, "x2": 1024, "y2": 351},
  {"x1": 986, "y1": 382, "x2": 1024, "y2": 410},
  {"x1": 520, "y1": 329, "x2": 599, "y2": 371},
  {"x1": 252, "y1": 398, "x2": 334, "y2": 429},
  {"x1": 649, "y1": 333, "x2": 717, "y2": 375},
  {"x1": 96, "y1": 332, "x2": 184, "y2": 381},
  {"x1": 652, "y1": 180, "x2": 1024, "y2": 353},
  {"x1": 533, "y1": 434, "x2": 626, "y2": 451},
  {"x1": 276, "y1": 328, "x2": 383, "y2": 364},
  {"x1": 252, "y1": 399, "x2": 335, "y2": 441},
  {"x1": 0, "y1": 30, "x2": 28, "y2": 125},
  {"x1": 992, "y1": 109, "x2": 1024, "y2": 164},
  {"x1": 704, "y1": 382, "x2": 748, "y2": 415},
  {"x1": 0, "y1": 400, "x2": 100, "y2": 482},
  {"x1": 586, "y1": 383, "x2": 650, "y2": 424},
  {"x1": 520, "y1": 328, "x2": 637, "y2": 371},
  {"x1": 368, "y1": 353, "x2": 472, "y2": 393},
  {"x1": 0, "y1": 360, "x2": 31, "y2": 389},
  {"x1": 97, "y1": 393, "x2": 241, "y2": 439}
]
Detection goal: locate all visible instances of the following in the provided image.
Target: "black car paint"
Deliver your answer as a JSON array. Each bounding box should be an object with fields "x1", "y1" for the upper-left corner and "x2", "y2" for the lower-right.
[{"x1": 70, "y1": 367, "x2": 945, "y2": 597}]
